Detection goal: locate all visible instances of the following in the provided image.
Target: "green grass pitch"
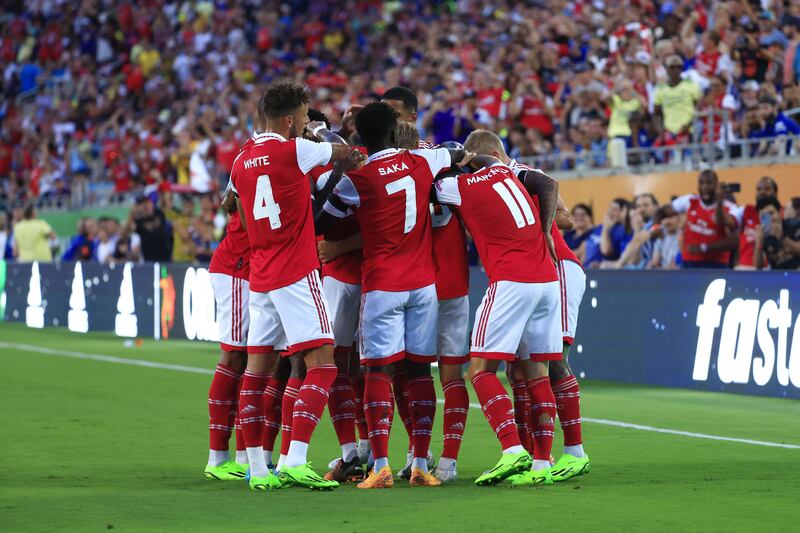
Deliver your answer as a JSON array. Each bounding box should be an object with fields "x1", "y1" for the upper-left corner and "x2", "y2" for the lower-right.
[{"x1": 1, "y1": 323, "x2": 798, "y2": 532}]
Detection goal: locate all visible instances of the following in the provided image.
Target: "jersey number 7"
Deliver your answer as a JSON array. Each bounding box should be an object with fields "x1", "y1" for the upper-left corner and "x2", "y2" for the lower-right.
[
  {"x1": 493, "y1": 178, "x2": 535, "y2": 228},
  {"x1": 253, "y1": 174, "x2": 282, "y2": 229},
  {"x1": 385, "y1": 176, "x2": 416, "y2": 234}
]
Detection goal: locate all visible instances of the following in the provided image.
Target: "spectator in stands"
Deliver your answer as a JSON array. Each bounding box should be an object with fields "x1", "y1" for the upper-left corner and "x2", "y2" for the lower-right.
[
  {"x1": 163, "y1": 192, "x2": 195, "y2": 263},
  {"x1": 755, "y1": 196, "x2": 800, "y2": 270},
  {"x1": 564, "y1": 203, "x2": 596, "y2": 264},
  {"x1": 94, "y1": 217, "x2": 117, "y2": 264},
  {"x1": 736, "y1": 177, "x2": 778, "y2": 270},
  {"x1": 599, "y1": 198, "x2": 633, "y2": 263},
  {"x1": 610, "y1": 193, "x2": 660, "y2": 268},
  {"x1": 649, "y1": 210, "x2": 681, "y2": 269},
  {"x1": 127, "y1": 195, "x2": 172, "y2": 262},
  {"x1": 61, "y1": 217, "x2": 97, "y2": 262},
  {"x1": 12, "y1": 204, "x2": 55, "y2": 262},
  {"x1": 654, "y1": 55, "x2": 702, "y2": 146},
  {"x1": 750, "y1": 96, "x2": 800, "y2": 155},
  {"x1": 656, "y1": 170, "x2": 738, "y2": 269},
  {"x1": 606, "y1": 80, "x2": 646, "y2": 148}
]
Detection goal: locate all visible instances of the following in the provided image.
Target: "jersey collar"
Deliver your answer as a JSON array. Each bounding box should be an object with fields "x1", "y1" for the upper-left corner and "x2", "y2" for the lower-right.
[
  {"x1": 367, "y1": 148, "x2": 399, "y2": 163},
  {"x1": 256, "y1": 131, "x2": 287, "y2": 142}
]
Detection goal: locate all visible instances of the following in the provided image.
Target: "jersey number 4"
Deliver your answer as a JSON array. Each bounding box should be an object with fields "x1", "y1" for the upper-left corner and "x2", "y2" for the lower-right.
[
  {"x1": 493, "y1": 178, "x2": 535, "y2": 228},
  {"x1": 253, "y1": 174, "x2": 282, "y2": 229},
  {"x1": 385, "y1": 176, "x2": 416, "y2": 234}
]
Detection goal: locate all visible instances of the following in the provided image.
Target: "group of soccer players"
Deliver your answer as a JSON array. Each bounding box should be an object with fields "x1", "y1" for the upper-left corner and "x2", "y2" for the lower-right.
[{"x1": 203, "y1": 82, "x2": 590, "y2": 491}]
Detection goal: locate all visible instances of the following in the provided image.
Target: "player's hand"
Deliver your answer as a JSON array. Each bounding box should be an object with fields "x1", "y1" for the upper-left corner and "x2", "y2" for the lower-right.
[
  {"x1": 317, "y1": 240, "x2": 342, "y2": 264},
  {"x1": 306, "y1": 121, "x2": 328, "y2": 140},
  {"x1": 343, "y1": 149, "x2": 366, "y2": 171},
  {"x1": 456, "y1": 151, "x2": 476, "y2": 168},
  {"x1": 544, "y1": 231, "x2": 558, "y2": 264},
  {"x1": 340, "y1": 104, "x2": 363, "y2": 136}
]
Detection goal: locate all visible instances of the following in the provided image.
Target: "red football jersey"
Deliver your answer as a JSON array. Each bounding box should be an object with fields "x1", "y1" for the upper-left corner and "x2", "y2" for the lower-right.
[
  {"x1": 431, "y1": 204, "x2": 469, "y2": 299},
  {"x1": 231, "y1": 132, "x2": 332, "y2": 292},
  {"x1": 737, "y1": 203, "x2": 760, "y2": 267},
  {"x1": 434, "y1": 163, "x2": 558, "y2": 284},
  {"x1": 324, "y1": 148, "x2": 451, "y2": 292},
  {"x1": 312, "y1": 166, "x2": 363, "y2": 285},
  {"x1": 209, "y1": 210, "x2": 251, "y2": 279},
  {"x1": 672, "y1": 194, "x2": 737, "y2": 264},
  {"x1": 508, "y1": 159, "x2": 580, "y2": 266}
]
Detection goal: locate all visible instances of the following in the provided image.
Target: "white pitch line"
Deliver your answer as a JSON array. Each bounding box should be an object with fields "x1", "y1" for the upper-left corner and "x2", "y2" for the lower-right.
[{"x1": 3, "y1": 341, "x2": 799, "y2": 451}]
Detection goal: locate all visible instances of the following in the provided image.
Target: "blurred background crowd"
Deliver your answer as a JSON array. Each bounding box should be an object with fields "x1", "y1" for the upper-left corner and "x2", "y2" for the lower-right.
[{"x1": 1, "y1": 0, "x2": 799, "y2": 269}]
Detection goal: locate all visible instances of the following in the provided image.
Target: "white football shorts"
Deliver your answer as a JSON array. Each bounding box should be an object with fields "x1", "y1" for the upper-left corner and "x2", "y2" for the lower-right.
[{"x1": 210, "y1": 272, "x2": 249, "y2": 351}]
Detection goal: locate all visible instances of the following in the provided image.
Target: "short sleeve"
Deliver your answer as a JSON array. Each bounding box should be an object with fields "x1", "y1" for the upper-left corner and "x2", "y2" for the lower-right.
[
  {"x1": 411, "y1": 148, "x2": 451, "y2": 177},
  {"x1": 295, "y1": 138, "x2": 333, "y2": 174},
  {"x1": 315, "y1": 169, "x2": 333, "y2": 191},
  {"x1": 322, "y1": 175, "x2": 359, "y2": 218},
  {"x1": 671, "y1": 194, "x2": 693, "y2": 214},
  {"x1": 653, "y1": 86, "x2": 663, "y2": 106},
  {"x1": 434, "y1": 176, "x2": 462, "y2": 206},
  {"x1": 691, "y1": 81, "x2": 702, "y2": 101}
]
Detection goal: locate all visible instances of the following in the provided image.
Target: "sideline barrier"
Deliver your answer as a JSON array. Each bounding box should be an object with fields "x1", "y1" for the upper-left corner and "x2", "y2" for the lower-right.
[{"x1": 2, "y1": 261, "x2": 798, "y2": 399}]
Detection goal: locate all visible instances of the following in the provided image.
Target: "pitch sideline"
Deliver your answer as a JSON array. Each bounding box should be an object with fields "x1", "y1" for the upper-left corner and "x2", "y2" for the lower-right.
[{"x1": 2, "y1": 340, "x2": 798, "y2": 451}]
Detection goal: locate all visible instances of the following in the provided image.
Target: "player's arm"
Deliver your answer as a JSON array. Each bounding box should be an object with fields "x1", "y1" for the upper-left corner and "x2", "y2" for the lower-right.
[
  {"x1": 555, "y1": 195, "x2": 574, "y2": 230},
  {"x1": 315, "y1": 175, "x2": 360, "y2": 234},
  {"x1": 296, "y1": 137, "x2": 360, "y2": 175},
  {"x1": 318, "y1": 232, "x2": 362, "y2": 264},
  {"x1": 313, "y1": 150, "x2": 365, "y2": 218},
  {"x1": 306, "y1": 120, "x2": 349, "y2": 145},
  {"x1": 518, "y1": 169, "x2": 559, "y2": 234}
]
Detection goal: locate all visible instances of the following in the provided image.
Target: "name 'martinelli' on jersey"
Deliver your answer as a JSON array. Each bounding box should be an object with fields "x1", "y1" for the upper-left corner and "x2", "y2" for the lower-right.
[
  {"x1": 378, "y1": 162, "x2": 409, "y2": 175},
  {"x1": 466, "y1": 166, "x2": 507, "y2": 185},
  {"x1": 243, "y1": 155, "x2": 271, "y2": 170}
]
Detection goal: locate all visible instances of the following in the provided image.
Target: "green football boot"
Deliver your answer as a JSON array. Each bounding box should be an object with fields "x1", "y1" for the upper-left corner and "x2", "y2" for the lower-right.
[
  {"x1": 280, "y1": 463, "x2": 339, "y2": 490},
  {"x1": 249, "y1": 471, "x2": 282, "y2": 491},
  {"x1": 551, "y1": 454, "x2": 591, "y2": 482},
  {"x1": 509, "y1": 466, "x2": 554, "y2": 486},
  {"x1": 204, "y1": 461, "x2": 248, "y2": 481},
  {"x1": 474, "y1": 451, "x2": 532, "y2": 486}
]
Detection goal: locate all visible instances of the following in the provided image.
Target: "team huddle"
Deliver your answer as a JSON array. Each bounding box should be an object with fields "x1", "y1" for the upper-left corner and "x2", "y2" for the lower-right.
[{"x1": 203, "y1": 83, "x2": 590, "y2": 491}]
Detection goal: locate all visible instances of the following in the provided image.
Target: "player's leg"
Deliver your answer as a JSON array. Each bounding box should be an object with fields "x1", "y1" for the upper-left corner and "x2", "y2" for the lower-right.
[
  {"x1": 513, "y1": 280, "x2": 562, "y2": 487},
  {"x1": 505, "y1": 361, "x2": 533, "y2": 455},
  {"x1": 550, "y1": 260, "x2": 590, "y2": 481},
  {"x1": 435, "y1": 295, "x2": 470, "y2": 482},
  {"x1": 392, "y1": 361, "x2": 414, "y2": 475},
  {"x1": 468, "y1": 281, "x2": 533, "y2": 486},
  {"x1": 404, "y1": 284, "x2": 441, "y2": 486},
  {"x1": 356, "y1": 289, "x2": 407, "y2": 489},
  {"x1": 269, "y1": 271, "x2": 338, "y2": 489},
  {"x1": 238, "y1": 289, "x2": 286, "y2": 490},
  {"x1": 277, "y1": 354, "x2": 303, "y2": 472},
  {"x1": 349, "y1": 350, "x2": 370, "y2": 463},
  {"x1": 320, "y1": 277, "x2": 363, "y2": 481},
  {"x1": 205, "y1": 273, "x2": 248, "y2": 480},
  {"x1": 262, "y1": 357, "x2": 289, "y2": 469}
]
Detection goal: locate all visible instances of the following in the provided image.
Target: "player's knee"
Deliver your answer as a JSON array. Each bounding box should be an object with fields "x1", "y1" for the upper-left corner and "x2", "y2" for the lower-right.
[
  {"x1": 524, "y1": 360, "x2": 549, "y2": 380},
  {"x1": 219, "y1": 350, "x2": 247, "y2": 373},
  {"x1": 246, "y1": 352, "x2": 279, "y2": 374},
  {"x1": 276, "y1": 357, "x2": 292, "y2": 381},
  {"x1": 467, "y1": 357, "x2": 498, "y2": 380},
  {"x1": 438, "y1": 362, "x2": 463, "y2": 384},
  {"x1": 507, "y1": 361, "x2": 526, "y2": 383},
  {"x1": 365, "y1": 364, "x2": 393, "y2": 376},
  {"x1": 549, "y1": 358, "x2": 573, "y2": 382},
  {"x1": 302, "y1": 344, "x2": 333, "y2": 368},
  {"x1": 289, "y1": 353, "x2": 307, "y2": 379},
  {"x1": 406, "y1": 360, "x2": 431, "y2": 379}
]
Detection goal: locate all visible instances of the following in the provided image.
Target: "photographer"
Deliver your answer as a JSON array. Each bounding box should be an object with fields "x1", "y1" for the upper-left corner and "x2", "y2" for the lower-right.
[
  {"x1": 754, "y1": 196, "x2": 800, "y2": 270},
  {"x1": 126, "y1": 194, "x2": 173, "y2": 262}
]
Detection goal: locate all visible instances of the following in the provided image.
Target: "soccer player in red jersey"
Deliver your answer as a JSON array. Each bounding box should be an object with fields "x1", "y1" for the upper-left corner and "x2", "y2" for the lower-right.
[
  {"x1": 317, "y1": 102, "x2": 470, "y2": 488},
  {"x1": 230, "y1": 83, "x2": 359, "y2": 491},
  {"x1": 655, "y1": 169, "x2": 739, "y2": 269},
  {"x1": 735, "y1": 177, "x2": 777, "y2": 270},
  {"x1": 433, "y1": 150, "x2": 562, "y2": 487},
  {"x1": 464, "y1": 130, "x2": 591, "y2": 481},
  {"x1": 204, "y1": 181, "x2": 251, "y2": 481}
]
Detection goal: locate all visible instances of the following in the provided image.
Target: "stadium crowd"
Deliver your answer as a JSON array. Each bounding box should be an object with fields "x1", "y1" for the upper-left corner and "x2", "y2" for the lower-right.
[{"x1": 3, "y1": 0, "x2": 800, "y2": 209}]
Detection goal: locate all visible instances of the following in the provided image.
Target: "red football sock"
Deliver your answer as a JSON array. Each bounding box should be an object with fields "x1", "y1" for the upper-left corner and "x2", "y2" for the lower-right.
[
  {"x1": 470, "y1": 371, "x2": 520, "y2": 450},
  {"x1": 234, "y1": 377, "x2": 245, "y2": 453},
  {"x1": 352, "y1": 371, "x2": 369, "y2": 440},
  {"x1": 408, "y1": 375, "x2": 436, "y2": 460},
  {"x1": 392, "y1": 371, "x2": 414, "y2": 451},
  {"x1": 291, "y1": 364, "x2": 337, "y2": 444},
  {"x1": 527, "y1": 376, "x2": 557, "y2": 461},
  {"x1": 328, "y1": 372, "x2": 357, "y2": 446},
  {"x1": 441, "y1": 377, "x2": 468, "y2": 460},
  {"x1": 237, "y1": 370, "x2": 269, "y2": 449},
  {"x1": 552, "y1": 375, "x2": 583, "y2": 446},
  {"x1": 511, "y1": 381, "x2": 533, "y2": 455},
  {"x1": 280, "y1": 377, "x2": 302, "y2": 456},
  {"x1": 364, "y1": 372, "x2": 393, "y2": 460},
  {"x1": 262, "y1": 376, "x2": 286, "y2": 453},
  {"x1": 208, "y1": 363, "x2": 242, "y2": 451}
]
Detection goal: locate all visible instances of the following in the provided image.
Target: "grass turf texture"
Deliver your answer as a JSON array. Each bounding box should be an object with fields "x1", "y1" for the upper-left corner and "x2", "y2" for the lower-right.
[{"x1": 1, "y1": 323, "x2": 798, "y2": 532}]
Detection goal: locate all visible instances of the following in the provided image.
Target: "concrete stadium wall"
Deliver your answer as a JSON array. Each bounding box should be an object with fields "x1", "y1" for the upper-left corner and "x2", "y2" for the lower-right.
[{"x1": 559, "y1": 163, "x2": 800, "y2": 211}]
